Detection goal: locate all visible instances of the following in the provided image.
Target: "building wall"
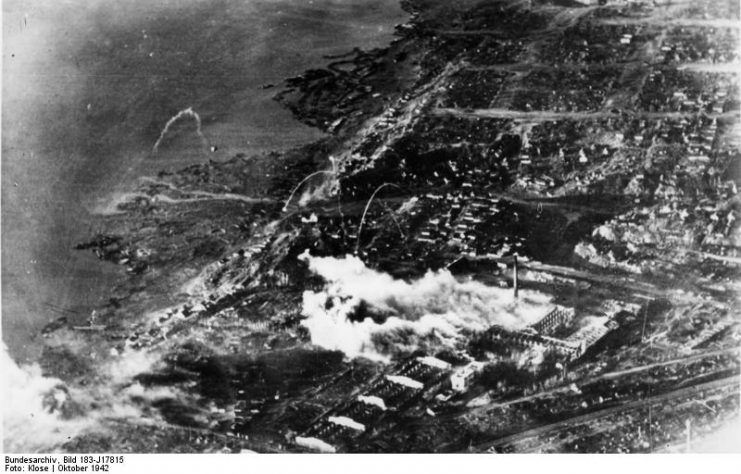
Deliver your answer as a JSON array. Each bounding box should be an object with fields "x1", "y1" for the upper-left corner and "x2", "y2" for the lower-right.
[{"x1": 530, "y1": 306, "x2": 576, "y2": 336}]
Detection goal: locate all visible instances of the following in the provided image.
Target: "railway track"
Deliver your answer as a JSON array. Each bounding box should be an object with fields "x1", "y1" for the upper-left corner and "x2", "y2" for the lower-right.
[{"x1": 472, "y1": 374, "x2": 740, "y2": 452}]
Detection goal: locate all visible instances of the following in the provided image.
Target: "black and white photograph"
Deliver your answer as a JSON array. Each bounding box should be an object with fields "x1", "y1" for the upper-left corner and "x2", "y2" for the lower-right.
[{"x1": 2, "y1": 0, "x2": 740, "y2": 460}]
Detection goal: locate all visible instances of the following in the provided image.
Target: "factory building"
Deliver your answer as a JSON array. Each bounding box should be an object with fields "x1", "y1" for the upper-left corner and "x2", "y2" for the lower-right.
[
  {"x1": 450, "y1": 361, "x2": 484, "y2": 392},
  {"x1": 417, "y1": 356, "x2": 452, "y2": 370},
  {"x1": 485, "y1": 325, "x2": 583, "y2": 359},
  {"x1": 386, "y1": 374, "x2": 424, "y2": 390},
  {"x1": 529, "y1": 305, "x2": 576, "y2": 336},
  {"x1": 296, "y1": 355, "x2": 453, "y2": 451},
  {"x1": 328, "y1": 416, "x2": 365, "y2": 433},
  {"x1": 357, "y1": 395, "x2": 387, "y2": 411},
  {"x1": 295, "y1": 436, "x2": 336, "y2": 453},
  {"x1": 565, "y1": 319, "x2": 619, "y2": 350},
  {"x1": 484, "y1": 305, "x2": 621, "y2": 362}
]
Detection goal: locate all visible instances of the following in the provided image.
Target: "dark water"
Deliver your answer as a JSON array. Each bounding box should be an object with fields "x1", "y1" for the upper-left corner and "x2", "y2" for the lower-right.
[{"x1": 2, "y1": 0, "x2": 408, "y2": 361}]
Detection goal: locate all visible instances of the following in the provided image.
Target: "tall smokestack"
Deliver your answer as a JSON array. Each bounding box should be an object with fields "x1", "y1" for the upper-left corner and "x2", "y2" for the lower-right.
[{"x1": 513, "y1": 255, "x2": 519, "y2": 298}]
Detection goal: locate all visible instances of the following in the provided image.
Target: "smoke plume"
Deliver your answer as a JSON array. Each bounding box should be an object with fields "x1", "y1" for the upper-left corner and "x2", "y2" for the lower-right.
[
  {"x1": 2, "y1": 342, "x2": 176, "y2": 452},
  {"x1": 298, "y1": 252, "x2": 552, "y2": 361},
  {"x1": 1, "y1": 342, "x2": 91, "y2": 452}
]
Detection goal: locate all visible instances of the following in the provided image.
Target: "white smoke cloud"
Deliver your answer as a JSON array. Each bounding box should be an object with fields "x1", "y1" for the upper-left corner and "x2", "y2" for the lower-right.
[
  {"x1": 2, "y1": 341, "x2": 177, "y2": 452},
  {"x1": 1, "y1": 342, "x2": 92, "y2": 452},
  {"x1": 298, "y1": 252, "x2": 553, "y2": 361}
]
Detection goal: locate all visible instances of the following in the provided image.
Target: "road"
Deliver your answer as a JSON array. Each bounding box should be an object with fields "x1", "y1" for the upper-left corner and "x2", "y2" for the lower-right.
[
  {"x1": 138, "y1": 176, "x2": 274, "y2": 205},
  {"x1": 686, "y1": 249, "x2": 741, "y2": 265},
  {"x1": 598, "y1": 18, "x2": 741, "y2": 28},
  {"x1": 429, "y1": 3, "x2": 596, "y2": 38},
  {"x1": 678, "y1": 62, "x2": 741, "y2": 74},
  {"x1": 433, "y1": 107, "x2": 741, "y2": 122}
]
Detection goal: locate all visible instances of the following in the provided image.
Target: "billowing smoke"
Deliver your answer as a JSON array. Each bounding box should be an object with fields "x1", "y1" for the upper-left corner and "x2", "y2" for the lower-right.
[
  {"x1": 2, "y1": 342, "x2": 177, "y2": 452},
  {"x1": 2, "y1": 342, "x2": 91, "y2": 452},
  {"x1": 299, "y1": 252, "x2": 552, "y2": 361}
]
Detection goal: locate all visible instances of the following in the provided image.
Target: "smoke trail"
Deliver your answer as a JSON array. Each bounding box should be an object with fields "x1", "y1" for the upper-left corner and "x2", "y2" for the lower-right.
[
  {"x1": 282, "y1": 170, "x2": 335, "y2": 211},
  {"x1": 284, "y1": 156, "x2": 344, "y2": 211},
  {"x1": 355, "y1": 182, "x2": 402, "y2": 254},
  {"x1": 152, "y1": 107, "x2": 208, "y2": 153},
  {"x1": 298, "y1": 252, "x2": 552, "y2": 361}
]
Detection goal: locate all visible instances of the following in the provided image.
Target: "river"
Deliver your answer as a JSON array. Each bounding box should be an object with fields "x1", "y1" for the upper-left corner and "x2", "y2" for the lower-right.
[{"x1": 2, "y1": 0, "x2": 408, "y2": 362}]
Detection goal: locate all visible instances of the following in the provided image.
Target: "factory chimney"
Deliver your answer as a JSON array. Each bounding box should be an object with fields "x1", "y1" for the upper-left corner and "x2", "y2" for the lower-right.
[{"x1": 513, "y1": 255, "x2": 519, "y2": 298}]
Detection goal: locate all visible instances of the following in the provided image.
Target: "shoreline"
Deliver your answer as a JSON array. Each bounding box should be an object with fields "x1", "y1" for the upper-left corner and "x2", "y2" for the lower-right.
[
  {"x1": 7, "y1": 0, "x2": 740, "y2": 454},
  {"x1": 1, "y1": 0, "x2": 410, "y2": 363}
]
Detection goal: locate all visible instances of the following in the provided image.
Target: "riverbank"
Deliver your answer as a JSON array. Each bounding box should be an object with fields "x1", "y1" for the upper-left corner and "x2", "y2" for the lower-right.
[{"x1": 2, "y1": 0, "x2": 408, "y2": 362}]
